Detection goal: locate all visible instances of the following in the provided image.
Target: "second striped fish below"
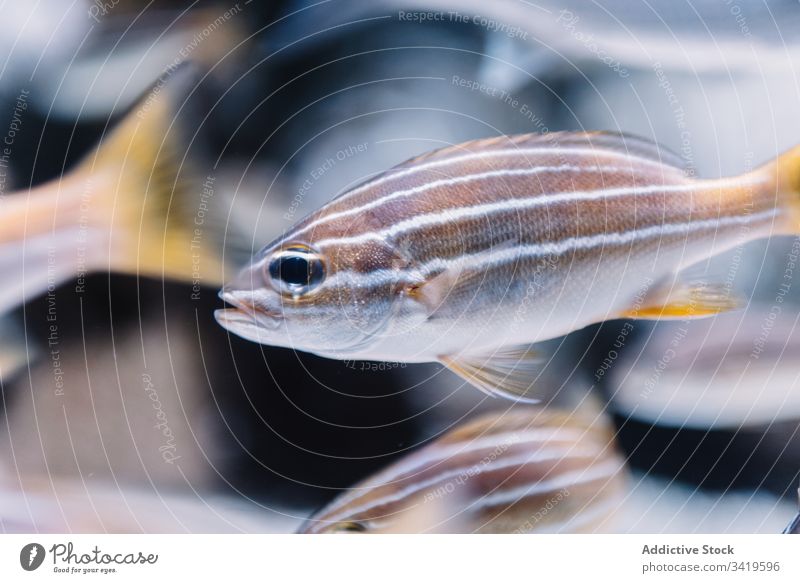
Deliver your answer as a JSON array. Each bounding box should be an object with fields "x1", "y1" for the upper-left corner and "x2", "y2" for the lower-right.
[{"x1": 298, "y1": 408, "x2": 627, "y2": 534}]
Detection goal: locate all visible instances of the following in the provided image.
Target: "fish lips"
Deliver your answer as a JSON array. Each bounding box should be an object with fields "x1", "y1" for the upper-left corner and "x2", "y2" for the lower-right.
[{"x1": 215, "y1": 290, "x2": 284, "y2": 342}]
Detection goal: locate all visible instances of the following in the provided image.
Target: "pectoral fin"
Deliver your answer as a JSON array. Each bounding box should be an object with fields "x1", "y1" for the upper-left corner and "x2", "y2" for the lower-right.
[
  {"x1": 405, "y1": 241, "x2": 517, "y2": 317},
  {"x1": 405, "y1": 267, "x2": 486, "y2": 317},
  {"x1": 623, "y1": 281, "x2": 740, "y2": 320},
  {"x1": 439, "y1": 345, "x2": 544, "y2": 402}
]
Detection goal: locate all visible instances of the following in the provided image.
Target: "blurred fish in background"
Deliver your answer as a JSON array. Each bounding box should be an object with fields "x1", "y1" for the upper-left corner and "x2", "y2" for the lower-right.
[
  {"x1": 0, "y1": 0, "x2": 799, "y2": 533},
  {"x1": 608, "y1": 308, "x2": 800, "y2": 430},
  {"x1": 300, "y1": 407, "x2": 627, "y2": 534},
  {"x1": 0, "y1": 66, "x2": 244, "y2": 315}
]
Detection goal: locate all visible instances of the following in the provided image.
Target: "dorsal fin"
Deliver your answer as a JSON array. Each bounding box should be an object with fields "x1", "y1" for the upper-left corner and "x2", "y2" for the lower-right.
[
  {"x1": 394, "y1": 131, "x2": 689, "y2": 174},
  {"x1": 570, "y1": 131, "x2": 689, "y2": 170}
]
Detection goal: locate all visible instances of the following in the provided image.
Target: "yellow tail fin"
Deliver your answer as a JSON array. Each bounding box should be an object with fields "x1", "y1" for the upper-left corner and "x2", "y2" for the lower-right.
[
  {"x1": 769, "y1": 144, "x2": 800, "y2": 233},
  {"x1": 73, "y1": 64, "x2": 227, "y2": 286}
]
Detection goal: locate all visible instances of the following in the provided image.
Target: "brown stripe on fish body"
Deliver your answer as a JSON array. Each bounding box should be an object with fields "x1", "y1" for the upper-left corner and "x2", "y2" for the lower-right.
[
  {"x1": 303, "y1": 410, "x2": 580, "y2": 521},
  {"x1": 299, "y1": 409, "x2": 626, "y2": 534},
  {"x1": 310, "y1": 425, "x2": 594, "y2": 524},
  {"x1": 315, "y1": 132, "x2": 690, "y2": 217},
  {"x1": 294, "y1": 133, "x2": 685, "y2": 231},
  {"x1": 303, "y1": 159, "x2": 779, "y2": 277},
  {"x1": 366, "y1": 447, "x2": 620, "y2": 534},
  {"x1": 387, "y1": 164, "x2": 683, "y2": 248},
  {"x1": 374, "y1": 189, "x2": 778, "y2": 326},
  {"x1": 292, "y1": 132, "x2": 792, "y2": 261},
  {"x1": 325, "y1": 237, "x2": 400, "y2": 277},
  {"x1": 473, "y1": 454, "x2": 627, "y2": 534},
  {"x1": 366, "y1": 172, "x2": 767, "y2": 260},
  {"x1": 416, "y1": 207, "x2": 778, "y2": 330},
  {"x1": 303, "y1": 151, "x2": 687, "y2": 247}
]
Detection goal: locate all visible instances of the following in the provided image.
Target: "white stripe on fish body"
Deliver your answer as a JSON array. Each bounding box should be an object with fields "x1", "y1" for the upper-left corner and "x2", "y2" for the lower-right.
[
  {"x1": 324, "y1": 206, "x2": 782, "y2": 362},
  {"x1": 295, "y1": 156, "x2": 690, "y2": 240},
  {"x1": 475, "y1": 458, "x2": 624, "y2": 511},
  {"x1": 311, "y1": 176, "x2": 764, "y2": 250},
  {"x1": 320, "y1": 206, "x2": 781, "y2": 291},
  {"x1": 337, "y1": 457, "x2": 623, "y2": 534},
  {"x1": 318, "y1": 445, "x2": 604, "y2": 526},
  {"x1": 307, "y1": 141, "x2": 692, "y2": 226},
  {"x1": 316, "y1": 426, "x2": 594, "y2": 517}
]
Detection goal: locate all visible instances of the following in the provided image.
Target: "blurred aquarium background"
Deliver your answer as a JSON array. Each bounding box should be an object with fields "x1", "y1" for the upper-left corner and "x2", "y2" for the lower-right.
[{"x1": 1, "y1": 0, "x2": 799, "y2": 533}]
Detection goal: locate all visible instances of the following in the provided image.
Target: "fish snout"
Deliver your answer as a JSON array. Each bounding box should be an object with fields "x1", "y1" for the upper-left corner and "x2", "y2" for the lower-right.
[{"x1": 216, "y1": 289, "x2": 283, "y2": 331}]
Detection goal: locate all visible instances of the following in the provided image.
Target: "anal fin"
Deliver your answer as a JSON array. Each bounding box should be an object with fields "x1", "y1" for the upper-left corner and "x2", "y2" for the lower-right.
[
  {"x1": 624, "y1": 281, "x2": 740, "y2": 320},
  {"x1": 439, "y1": 345, "x2": 544, "y2": 402}
]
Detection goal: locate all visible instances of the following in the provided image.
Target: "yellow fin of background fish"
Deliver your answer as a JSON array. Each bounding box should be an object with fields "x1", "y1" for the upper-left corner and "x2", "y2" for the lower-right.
[
  {"x1": 70, "y1": 64, "x2": 227, "y2": 285},
  {"x1": 439, "y1": 344, "x2": 543, "y2": 402},
  {"x1": 623, "y1": 281, "x2": 741, "y2": 320},
  {"x1": 769, "y1": 143, "x2": 800, "y2": 232}
]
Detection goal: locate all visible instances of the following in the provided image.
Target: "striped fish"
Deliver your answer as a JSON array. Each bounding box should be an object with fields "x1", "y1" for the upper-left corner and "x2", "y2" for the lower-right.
[
  {"x1": 298, "y1": 408, "x2": 627, "y2": 534},
  {"x1": 216, "y1": 132, "x2": 800, "y2": 399}
]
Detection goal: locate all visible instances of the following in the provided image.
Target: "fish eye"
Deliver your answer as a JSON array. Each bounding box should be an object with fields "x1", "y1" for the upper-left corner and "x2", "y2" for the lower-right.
[
  {"x1": 326, "y1": 521, "x2": 368, "y2": 534},
  {"x1": 267, "y1": 244, "x2": 326, "y2": 298}
]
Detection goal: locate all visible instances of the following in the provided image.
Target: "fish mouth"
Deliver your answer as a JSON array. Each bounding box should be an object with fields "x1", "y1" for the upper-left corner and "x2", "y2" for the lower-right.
[{"x1": 215, "y1": 290, "x2": 283, "y2": 333}]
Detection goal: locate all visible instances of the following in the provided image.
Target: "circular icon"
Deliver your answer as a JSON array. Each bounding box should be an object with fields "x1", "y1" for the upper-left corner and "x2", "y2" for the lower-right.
[{"x1": 20, "y1": 543, "x2": 46, "y2": 571}]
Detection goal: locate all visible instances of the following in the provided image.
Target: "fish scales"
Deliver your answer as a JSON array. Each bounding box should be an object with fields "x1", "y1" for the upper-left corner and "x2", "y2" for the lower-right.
[
  {"x1": 217, "y1": 132, "x2": 800, "y2": 398},
  {"x1": 301, "y1": 146, "x2": 772, "y2": 346}
]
